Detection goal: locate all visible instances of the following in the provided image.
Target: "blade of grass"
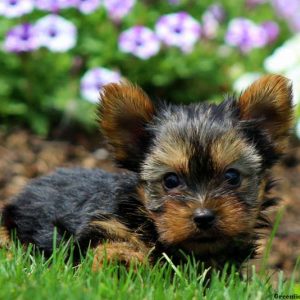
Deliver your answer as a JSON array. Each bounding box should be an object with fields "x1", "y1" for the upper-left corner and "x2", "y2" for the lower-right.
[
  {"x1": 260, "y1": 208, "x2": 285, "y2": 276},
  {"x1": 162, "y1": 252, "x2": 184, "y2": 280}
]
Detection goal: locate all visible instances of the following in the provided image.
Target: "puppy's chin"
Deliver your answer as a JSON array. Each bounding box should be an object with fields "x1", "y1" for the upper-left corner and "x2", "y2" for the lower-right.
[
  {"x1": 163, "y1": 230, "x2": 252, "y2": 256},
  {"x1": 176, "y1": 235, "x2": 228, "y2": 255}
]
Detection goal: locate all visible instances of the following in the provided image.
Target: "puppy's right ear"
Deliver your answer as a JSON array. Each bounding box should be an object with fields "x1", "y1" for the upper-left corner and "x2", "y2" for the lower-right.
[{"x1": 99, "y1": 81, "x2": 155, "y2": 171}]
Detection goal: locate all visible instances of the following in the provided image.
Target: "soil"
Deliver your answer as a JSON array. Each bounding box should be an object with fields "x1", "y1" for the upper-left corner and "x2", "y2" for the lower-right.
[{"x1": 0, "y1": 129, "x2": 299, "y2": 278}]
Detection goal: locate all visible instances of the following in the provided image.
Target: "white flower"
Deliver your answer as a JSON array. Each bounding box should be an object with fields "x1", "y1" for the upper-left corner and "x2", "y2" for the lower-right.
[
  {"x1": 0, "y1": 0, "x2": 34, "y2": 18},
  {"x1": 119, "y1": 26, "x2": 160, "y2": 60},
  {"x1": 103, "y1": 0, "x2": 135, "y2": 21},
  {"x1": 4, "y1": 23, "x2": 40, "y2": 53},
  {"x1": 264, "y1": 34, "x2": 300, "y2": 73},
  {"x1": 155, "y1": 12, "x2": 201, "y2": 53},
  {"x1": 75, "y1": 0, "x2": 101, "y2": 14},
  {"x1": 296, "y1": 119, "x2": 300, "y2": 140},
  {"x1": 80, "y1": 67, "x2": 121, "y2": 103},
  {"x1": 225, "y1": 18, "x2": 268, "y2": 53},
  {"x1": 35, "y1": 14, "x2": 77, "y2": 52},
  {"x1": 264, "y1": 33, "x2": 300, "y2": 105},
  {"x1": 35, "y1": 0, "x2": 74, "y2": 12},
  {"x1": 285, "y1": 66, "x2": 300, "y2": 105},
  {"x1": 233, "y1": 72, "x2": 262, "y2": 93}
]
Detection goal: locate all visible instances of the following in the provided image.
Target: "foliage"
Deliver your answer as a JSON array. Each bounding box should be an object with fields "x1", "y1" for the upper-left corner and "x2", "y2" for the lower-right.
[
  {"x1": 0, "y1": 241, "x2": 298, "y2": 300},
  {"x1": 0, "y1": 211, "x2": 298, "y2": 299},
  {"x1": 0, "y1": 0, "x2": 299, "y2": 135}
]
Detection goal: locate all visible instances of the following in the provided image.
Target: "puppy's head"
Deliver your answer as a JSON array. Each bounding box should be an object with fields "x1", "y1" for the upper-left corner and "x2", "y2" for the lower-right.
[{"x1": 99, "y1": 75, "x2": 293, "y2": 257}]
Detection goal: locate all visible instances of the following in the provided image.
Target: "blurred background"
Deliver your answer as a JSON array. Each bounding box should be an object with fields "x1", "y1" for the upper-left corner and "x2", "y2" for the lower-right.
[{"x1": 0, "y1": 0, "x2": 299, "y2": 278}]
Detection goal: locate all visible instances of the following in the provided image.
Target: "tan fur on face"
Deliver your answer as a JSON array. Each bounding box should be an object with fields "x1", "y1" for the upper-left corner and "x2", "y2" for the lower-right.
[
  {"x1": 151, "y1": 197, "x2": 256, "y2": 242},
  {"x1": 239, "y1": 74, "x2": 294, "y2": 154},
  {"x1": 142, "y1": 137, "x2": 190, "y2": 180},
  {"x1": 150, "y1": 200, "x2": 198, "y2": 245},
  {"x1": 149, "y1": 190, "x2": 262, "y2": 255},
  {"x1": 211, "y1": 131, "x2": 261, "y2": 172},
  {"x1": 209, "y1": 196, "x2": 257, "y2": 236},
  {"x1": 137, "y1": 186, "x2": 148, "y2": 205},
  {"x1": 153, "y1": 140, "x2": 190, "y2": 174},
  {"x1": 258, "y1": 179, "x2": 268, "y2": 203},
  {"x1": 211, "y1": 131, "x2": 244, "y2": 167}
]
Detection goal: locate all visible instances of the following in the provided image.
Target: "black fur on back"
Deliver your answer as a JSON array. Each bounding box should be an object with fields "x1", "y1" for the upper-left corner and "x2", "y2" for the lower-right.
[{"x1": 1, "y1": 168, "x2": 156, "y2": 257}]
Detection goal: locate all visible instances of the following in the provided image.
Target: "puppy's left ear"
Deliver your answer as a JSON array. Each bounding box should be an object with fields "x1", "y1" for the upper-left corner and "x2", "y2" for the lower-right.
[
  {"x1": 238, "y1": 74, "x2": 294, "y2": 155},
  {"x1": 98, "y1": 81, "x2": 155, "y2": 171}
]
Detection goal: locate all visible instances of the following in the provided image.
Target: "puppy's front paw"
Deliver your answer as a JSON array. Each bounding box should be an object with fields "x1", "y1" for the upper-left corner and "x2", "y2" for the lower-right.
[
  {"x1": 92, "y1": 241, "x2": 148, "y2": 271},
  {"x1": 0, "y1": 227, "x2": 10, "y2": 248}
]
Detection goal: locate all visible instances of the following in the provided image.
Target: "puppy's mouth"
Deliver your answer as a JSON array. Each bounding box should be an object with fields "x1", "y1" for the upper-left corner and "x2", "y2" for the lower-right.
[
  {"x1": 186, "y1": 236, "x2": 218, "y2": 244},
  {"x1": 186, "y1": 233, "x2": 219, "y2": 244},
  {"x1": 194, "y1": 236, "x2": 218, "y2": 243},
  {"x1": 175, "y1": 236, "x2": 223, "y2": 256}
]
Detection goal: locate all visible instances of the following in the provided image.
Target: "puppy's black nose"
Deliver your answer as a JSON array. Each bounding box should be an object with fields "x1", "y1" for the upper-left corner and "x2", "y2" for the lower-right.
[{"x1": 193, "y1": 209, "x2": 215, "y2": 229}]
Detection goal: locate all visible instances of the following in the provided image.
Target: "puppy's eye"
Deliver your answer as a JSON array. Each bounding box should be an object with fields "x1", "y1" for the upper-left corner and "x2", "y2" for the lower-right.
[
  {"x1": 224, "y1": 168, "x2": 241, "y2": 187},
  {"x1": 163, "y1": 173, "x2": 181, "y2": 189}
]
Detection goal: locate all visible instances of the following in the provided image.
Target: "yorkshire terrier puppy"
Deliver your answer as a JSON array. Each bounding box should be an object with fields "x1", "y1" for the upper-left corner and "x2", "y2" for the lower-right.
[{"x1": 0, "y1": 74, "x2": 294, "y2": 270}]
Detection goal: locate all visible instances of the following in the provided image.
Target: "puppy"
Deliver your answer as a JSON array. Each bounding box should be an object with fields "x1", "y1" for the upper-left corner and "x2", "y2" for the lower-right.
[{"x1": 0, "y1": 74, "x2": 294, "y2": 270}]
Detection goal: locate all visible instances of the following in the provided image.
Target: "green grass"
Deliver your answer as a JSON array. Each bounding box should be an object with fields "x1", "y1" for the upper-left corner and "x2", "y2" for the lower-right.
[
  {"x1": 0, "y1": 242, "x2": 298, "y2": 300},
  {"x1": 0, "y1": 211, "x2": 299, "y2": 300}
]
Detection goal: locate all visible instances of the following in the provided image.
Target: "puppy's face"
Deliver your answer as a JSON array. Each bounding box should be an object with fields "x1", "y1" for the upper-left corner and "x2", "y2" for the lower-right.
[
  {"x1": 99, "y1": 75, "x2": 293, "y2": 255},
  {"x1": 139, "y1": 106, "x2": 262, "y2": 254}
]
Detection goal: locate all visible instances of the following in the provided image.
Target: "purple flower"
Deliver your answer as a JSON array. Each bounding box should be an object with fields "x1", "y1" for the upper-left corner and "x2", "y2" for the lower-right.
[
  {"x1": 119, "y1": 26, "x2": 160, "y2": 59},
  {"x1": 246, "y1": 0, "x2": 267, "y2": 8},
  {"x1": 201, "y1": 5, "x2": 225, "y2": 39},
  {"x1": 206, "y1": 4, "x2": 225, "y2": 23},
  {"x1": 74, "y1": 0, "x2": 101, "y2": 14},
  {"x1": 4, "y1": 23, "x2": 40, "y2": 53},
  {"x1": 261, "y1": 21, "x2": 279, "y2": 43},
  {"x1": 202, "y1": 12, "x2": 219, "y2": 39},
  {"x1": 290, "y1": 14, "x2": 300, "y2": 32},
  {"x1": 272, "y1": 0, "x2": 300, "y2": 19},
  {"x1": 35, "y1": 14, "x2": 77, "y2": 52},
  {"x1": 35, "y1": 0, "x2": 75, "y2": 12},
  {"x1": 0, "y1": 0, "x2": 34, "y2": 18},
  {"x1": 155, "y1": 12, "x2": 201, "y2": 53},
  {"x1": 103, "y1": 0, "x2": 135, "y2": 22},
  {"x1": 272, "y1": 0, "x2": 300, "y2": 32},
  {"x1": 168, "y1": 0, "x2": 180, "y2": 4},
  {"x1": 225, "y1": 18, "x2": 267, "y2": 52},
  {"x1": 80, "y1": 67, "x2": 121, "y2": 103}
]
